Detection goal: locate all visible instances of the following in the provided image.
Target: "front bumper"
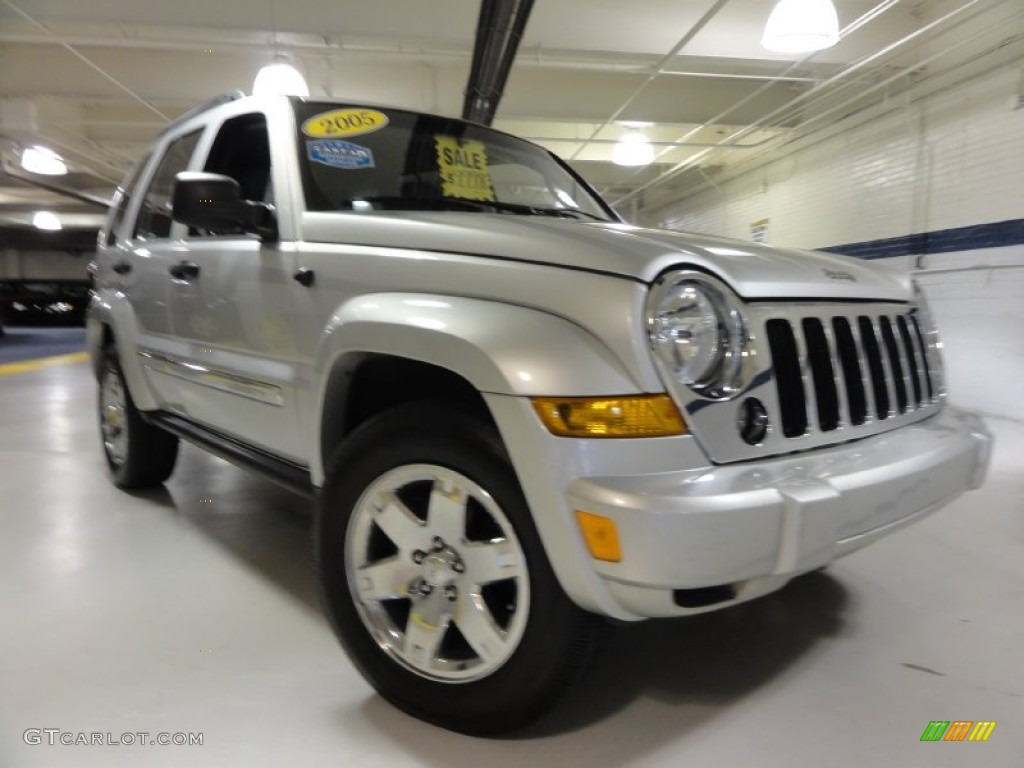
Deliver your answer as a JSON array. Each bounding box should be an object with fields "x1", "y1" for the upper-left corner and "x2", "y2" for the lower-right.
[{"x1": 567, "y1": 406, "x2": 991, "y2": 618}]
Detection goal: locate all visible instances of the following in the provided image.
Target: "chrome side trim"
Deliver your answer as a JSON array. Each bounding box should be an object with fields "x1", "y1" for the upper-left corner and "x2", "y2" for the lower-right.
[{"x1": 138, "y1": 349, "x2": 284, "y2": 407}]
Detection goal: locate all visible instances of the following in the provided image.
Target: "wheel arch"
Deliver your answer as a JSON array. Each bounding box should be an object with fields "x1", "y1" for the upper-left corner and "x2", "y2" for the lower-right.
[{"x1": 309, "y1": 292, "x2": 642, "y2": 485}]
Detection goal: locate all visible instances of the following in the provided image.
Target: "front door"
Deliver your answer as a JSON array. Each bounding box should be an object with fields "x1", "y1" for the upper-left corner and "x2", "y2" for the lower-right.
[{"x1": 165, "y1": 111, "x2": 305, "y2": 463}]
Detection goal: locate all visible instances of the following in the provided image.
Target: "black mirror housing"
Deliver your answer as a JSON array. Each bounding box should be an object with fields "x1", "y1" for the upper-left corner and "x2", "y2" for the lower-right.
[{"x1": 171, "y1": 172, "x2": 278, "y2": 241}]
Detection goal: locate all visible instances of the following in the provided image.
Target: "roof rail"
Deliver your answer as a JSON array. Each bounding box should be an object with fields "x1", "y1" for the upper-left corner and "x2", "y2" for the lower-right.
[{"x1": 158, "y1": 90, "x2": 247, "y2": 136}]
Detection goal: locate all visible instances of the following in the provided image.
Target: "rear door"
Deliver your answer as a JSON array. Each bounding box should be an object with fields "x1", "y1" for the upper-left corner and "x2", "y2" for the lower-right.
[{"x1": 116, "y1": 129, "x2": 204, "y2": 407}]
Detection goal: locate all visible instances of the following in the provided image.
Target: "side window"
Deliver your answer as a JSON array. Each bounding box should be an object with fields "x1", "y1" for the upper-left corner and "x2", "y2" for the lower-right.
[
  {"x1": 205, "y1": 113, "x2": 272, "y2": 204},
  {"x1": 104, "y1": 152, "x2": 152, "y2": 246},
  {"x1": 133, "y1": 130, "x2": 202, "y2": 240}
]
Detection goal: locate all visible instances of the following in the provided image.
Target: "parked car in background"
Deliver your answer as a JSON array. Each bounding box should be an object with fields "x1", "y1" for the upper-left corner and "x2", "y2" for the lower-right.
[{"x1": 0, "y1": 280, "x2": 90, "y2": 327}]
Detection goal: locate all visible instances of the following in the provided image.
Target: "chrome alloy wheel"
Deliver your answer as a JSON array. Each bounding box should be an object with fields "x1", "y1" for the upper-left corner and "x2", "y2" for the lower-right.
[
  {"x1": 100, "y1": 369, "x2": 129, "y2": 466},
  {"x1": 345, "y1": 464, "x2": 531, "y2": 682}
]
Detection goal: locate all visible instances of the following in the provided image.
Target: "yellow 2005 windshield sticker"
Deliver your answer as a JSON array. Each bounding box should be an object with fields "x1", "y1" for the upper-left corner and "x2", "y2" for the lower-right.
[
  {"x1": 435, "y1": 136, "x2": 495, "y2": 201},
  {"x1": 302, "y1": 109, "x2": 389, "y2": 139}
]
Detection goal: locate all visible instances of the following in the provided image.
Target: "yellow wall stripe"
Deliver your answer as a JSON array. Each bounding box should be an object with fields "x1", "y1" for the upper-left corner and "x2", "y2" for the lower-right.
[{"x1": 0, "y1": 351, "x2": 89, "y2": 377}]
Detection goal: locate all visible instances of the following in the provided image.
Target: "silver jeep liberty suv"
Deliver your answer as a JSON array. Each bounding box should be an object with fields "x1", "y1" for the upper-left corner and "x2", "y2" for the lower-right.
[{"x1": 87, "y1": 92, "x2": 992, "y2": 735}]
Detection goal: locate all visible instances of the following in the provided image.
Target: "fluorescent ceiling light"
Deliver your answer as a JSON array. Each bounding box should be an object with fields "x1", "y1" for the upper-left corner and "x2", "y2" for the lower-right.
[
  {"x1": 252, "y1": 59, "x2": 309, "y2": 97},
  {"x1": 612, "y1": 132, "x2": 654, "y2": 167},
  {"x1": 21, "y1": 146, "x2": 68, "y2": 176},
  {"x1": 762, "y1": 0, "x2": 840, "y2": 53},
  {"x1": 33, "y1": 211, "x2": 62, "y2": 231}
]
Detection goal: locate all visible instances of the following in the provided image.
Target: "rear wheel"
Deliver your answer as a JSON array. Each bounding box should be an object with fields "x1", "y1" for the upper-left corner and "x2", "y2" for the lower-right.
[
  {"x1": 316, "y1": 403, "x2": 604, "y2": 735},
  {"x1": 99, "y1": 346, "x2": 178, "y2": 489}
]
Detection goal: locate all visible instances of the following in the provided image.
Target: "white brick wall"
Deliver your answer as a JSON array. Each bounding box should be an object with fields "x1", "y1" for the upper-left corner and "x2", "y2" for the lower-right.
[
  {"x1": 643, "y1": 63, "x2": 1024, "y2": 421},
  {"x1": 646, "y1": 66, "x2": 1024, "y2": 250}
]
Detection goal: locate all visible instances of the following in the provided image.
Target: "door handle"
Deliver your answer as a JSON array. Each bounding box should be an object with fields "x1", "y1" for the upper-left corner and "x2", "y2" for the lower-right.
[
  {"x1": 169, "y1": 261, "x2": 201, "y2": 280},
  {"x1": 112, "y1": 261, "x2": 132, "y2": 275},
  {"x1": 293, "y1": 268, "x2": 315, "y2": 287}
]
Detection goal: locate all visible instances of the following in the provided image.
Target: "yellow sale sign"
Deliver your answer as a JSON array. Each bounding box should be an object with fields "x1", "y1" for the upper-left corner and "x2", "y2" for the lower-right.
[{"x1": 435, "y1": 136, "x2": 495, "y2": 201}]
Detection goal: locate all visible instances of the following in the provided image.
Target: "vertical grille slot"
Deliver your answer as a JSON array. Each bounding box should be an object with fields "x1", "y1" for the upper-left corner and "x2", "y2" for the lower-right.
[
  {"x1": 896, "y1": 315, "x2": 923, "y2": 406},
  {"x1": 759, "y1": 306, "x2": 940, "y2": 446},
  {"x1": 879, "y1": 316, "x2": 908, "y2": 413},
  {"x1": 831, "y1": 317, "x2": 867, "y2": 426},
  {"x1": 909, "y1": 315, "x2": 935, "y2": 400},
  {"x1": 858, "y1": 316, "x2": 889, "y2": 419},
  {"x1": 766, "y1": 319, "x2": 807, "y2": 437},
  {"x1": 801, "y1": 318, "x2": 839, "y2": 431}
]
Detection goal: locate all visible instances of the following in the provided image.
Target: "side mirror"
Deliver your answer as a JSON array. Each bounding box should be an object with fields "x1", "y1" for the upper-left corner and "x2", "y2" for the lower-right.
[{"x1": 171, "y1": 172, "x2": 277, "y2": 241}]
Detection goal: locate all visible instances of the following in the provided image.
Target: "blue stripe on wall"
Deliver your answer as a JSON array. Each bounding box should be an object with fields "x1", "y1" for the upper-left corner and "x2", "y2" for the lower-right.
[{"x1": 819, "y1": 218, "x2": 1024, "y2": 260}]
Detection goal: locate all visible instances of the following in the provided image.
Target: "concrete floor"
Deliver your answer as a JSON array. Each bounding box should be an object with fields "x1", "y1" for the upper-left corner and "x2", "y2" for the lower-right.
[{"x1": 1, "y1": 357, "x2": 1022, "y2": 768}]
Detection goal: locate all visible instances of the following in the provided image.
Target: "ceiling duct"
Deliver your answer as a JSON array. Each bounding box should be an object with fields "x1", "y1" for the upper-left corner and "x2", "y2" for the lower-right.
[{"x1": 462, "y1": 0, "x2": 535, "y2": 126}]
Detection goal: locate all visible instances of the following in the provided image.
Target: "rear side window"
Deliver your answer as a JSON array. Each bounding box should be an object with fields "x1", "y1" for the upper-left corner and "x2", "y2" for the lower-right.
[{"x1": 133, "y1": 130, "x2": 202, "y2": 240}]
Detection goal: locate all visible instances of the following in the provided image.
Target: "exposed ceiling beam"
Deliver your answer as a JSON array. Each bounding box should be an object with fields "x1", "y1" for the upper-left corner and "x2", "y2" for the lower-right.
[{"x1": 2, "y1": 0, "x2": 171, "y2": 120}]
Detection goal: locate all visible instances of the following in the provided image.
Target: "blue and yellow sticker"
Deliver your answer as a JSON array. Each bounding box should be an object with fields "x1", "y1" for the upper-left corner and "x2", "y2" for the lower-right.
[
  {"x1": 302, "y1": 108, "x2": 389, "y2": 139},
  {"x1": 435, "y1": 135, "x2": 494, "y2": 201},
  {"x1": 307, "y1": 139, "x2": 375, "y2": 169}
]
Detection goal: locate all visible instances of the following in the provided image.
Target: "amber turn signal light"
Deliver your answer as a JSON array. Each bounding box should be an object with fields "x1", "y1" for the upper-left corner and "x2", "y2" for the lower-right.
[
  {"x1": 531, "y1": 394, "x2": 686, "y2": 438},
  {"x1": 575, "y1": 510, "x2": 622, "y2": 562}
]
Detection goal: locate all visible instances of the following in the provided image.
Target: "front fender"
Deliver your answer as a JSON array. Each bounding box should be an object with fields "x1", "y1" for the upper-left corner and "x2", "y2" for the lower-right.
[
  {"x1": 316, "y1": 292, "x2": 641, "y2": 397},
  {"x1": 308, "y1": 292, "x2": 646, "y2": 482}
]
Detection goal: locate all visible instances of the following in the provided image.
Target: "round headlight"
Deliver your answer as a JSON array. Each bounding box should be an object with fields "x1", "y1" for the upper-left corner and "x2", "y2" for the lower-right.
[
  {"x1": 649, "y1": 282, "x2": 724, "y2": 386},
  {"x1": 647, "y1": 274, "x2": 747, "y2": 397}
]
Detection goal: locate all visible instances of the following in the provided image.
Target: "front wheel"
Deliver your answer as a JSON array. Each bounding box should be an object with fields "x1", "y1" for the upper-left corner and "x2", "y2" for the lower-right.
[{"x1": 316, "y1": 403, "x2": 604, "y2": 735}]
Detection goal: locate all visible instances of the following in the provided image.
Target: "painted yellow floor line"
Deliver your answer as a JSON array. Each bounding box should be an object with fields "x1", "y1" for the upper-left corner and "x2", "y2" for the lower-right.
[{"x1": 0, "y1": 351, "x2": 89, "y2": 377}]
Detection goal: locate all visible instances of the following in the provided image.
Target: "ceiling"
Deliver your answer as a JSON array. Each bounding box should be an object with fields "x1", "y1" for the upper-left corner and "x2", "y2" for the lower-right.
[{"x1": 0, "y1": 0, "x2": 1020, "y2": 235}]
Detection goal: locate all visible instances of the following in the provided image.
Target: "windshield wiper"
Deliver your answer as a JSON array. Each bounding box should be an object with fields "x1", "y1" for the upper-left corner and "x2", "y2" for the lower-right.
[
  {"x1": 527, "y1": 206, "x2": 606, "y2": 221},
  {"x1": 344, "y1": 196, "x2": 607, "y2": 220},
  {"x1": 342, "y1": 196, "x2": 487, "y2": 213},
  {"x1": 455, "y1": 199, "x2": 606, "y2": 220}
]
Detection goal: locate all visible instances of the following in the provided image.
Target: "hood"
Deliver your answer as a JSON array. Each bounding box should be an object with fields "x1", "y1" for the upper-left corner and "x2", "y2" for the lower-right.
[{"x1": 301, "y1": 212, "x2": 910, "y2": 302}]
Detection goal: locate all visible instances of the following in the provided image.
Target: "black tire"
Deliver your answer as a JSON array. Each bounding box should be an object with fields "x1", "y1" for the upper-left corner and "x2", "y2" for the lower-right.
[
  {"x1": 98, "y1": 345, "x2": 179, "y2": 489},
  {"x1": 316, "y1": 402, "x2": 605, "y2": 736}
]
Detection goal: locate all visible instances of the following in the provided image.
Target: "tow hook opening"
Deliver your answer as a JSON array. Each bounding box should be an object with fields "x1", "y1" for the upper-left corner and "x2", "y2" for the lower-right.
[{"x1": 673, "y1": 584, "x2": 736, "y2": 608}]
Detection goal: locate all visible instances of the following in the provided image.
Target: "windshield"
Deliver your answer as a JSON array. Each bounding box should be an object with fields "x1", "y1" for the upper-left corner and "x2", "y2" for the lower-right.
[{"x1": 293, "y1": 102, "x2": 614, "y2": 221}]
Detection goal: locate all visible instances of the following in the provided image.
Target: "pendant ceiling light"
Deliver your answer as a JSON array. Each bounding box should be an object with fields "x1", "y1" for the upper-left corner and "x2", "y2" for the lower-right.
[
  {"x1": 253, "y1": 58, "x2": 309, "y2": 97},
  {"x1": 254, "y1": 0, "x2": 308, "y2": 97},
  {"x1": 612, "y1": 131, "x2": 655, "y2": 167},
  {"x1": 21, "y1": 145, "x2": 68, "y2": 176},
  {"x1": 762, "y1": 0, "x2": 840, "y2": 53}
]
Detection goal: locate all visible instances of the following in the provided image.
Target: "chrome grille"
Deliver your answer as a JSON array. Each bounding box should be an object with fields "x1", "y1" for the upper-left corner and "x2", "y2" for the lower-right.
[{"x1": 765, "y1": 310, "x2": 939, "y2": 439}]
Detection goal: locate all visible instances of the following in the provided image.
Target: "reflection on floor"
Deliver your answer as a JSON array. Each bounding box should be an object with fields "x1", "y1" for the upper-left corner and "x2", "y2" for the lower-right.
[{"x1": 1, "y1": 359, "x2": 1021, "y2": 768}]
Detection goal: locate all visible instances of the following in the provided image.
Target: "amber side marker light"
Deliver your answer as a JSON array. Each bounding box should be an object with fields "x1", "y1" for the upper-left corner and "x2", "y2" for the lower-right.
[
  {"x1": 531, "y1": 394, "x2": 686, "y2": 438},
  {"x1": 575, "y1": 511, "x2": 622, "y2": 562}
]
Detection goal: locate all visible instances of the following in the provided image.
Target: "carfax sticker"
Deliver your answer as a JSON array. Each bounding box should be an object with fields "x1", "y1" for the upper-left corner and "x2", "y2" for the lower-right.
[
  {"x1": 306, "y1": 139, "x2": 375, "y2": 169},
  {"x1": 302, "y1": 108, "x2": 389, "y2": 138},
  {"x1": 434, "y1": 135, "x2": 495, "y2": 201}
]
